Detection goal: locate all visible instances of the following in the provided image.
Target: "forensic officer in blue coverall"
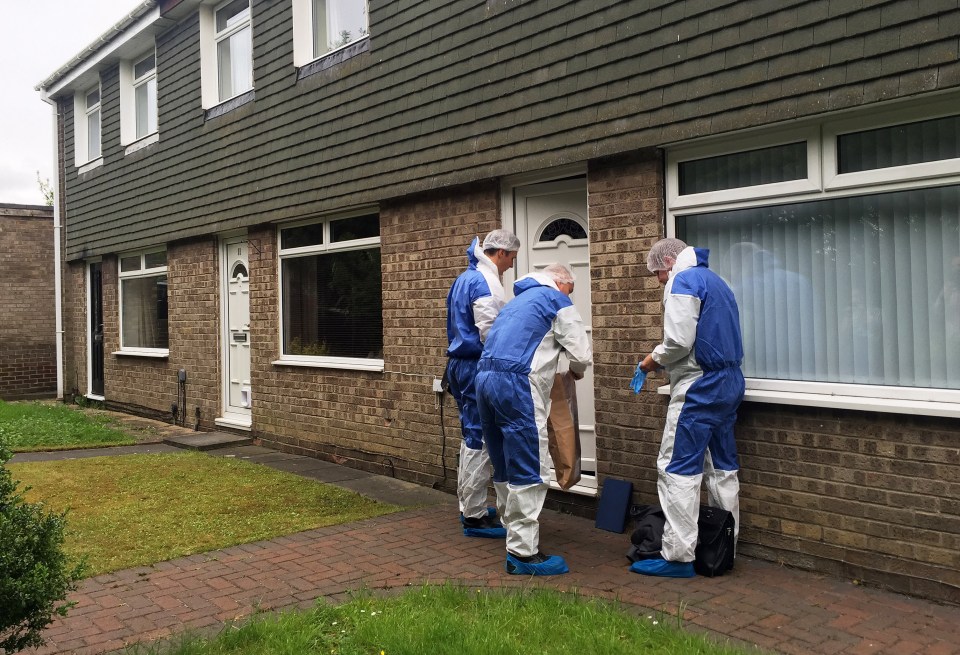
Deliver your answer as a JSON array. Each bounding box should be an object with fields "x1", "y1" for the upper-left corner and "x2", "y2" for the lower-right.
[
  {"x1": 446, "y1": 229, "x2": 520, "y2": 537},
  {"x1": 476, "y1": 263, "x2": 593, "y2": 575},
  {"x1": 636, "y1": 238, "x2": 745, "y2": 578}
]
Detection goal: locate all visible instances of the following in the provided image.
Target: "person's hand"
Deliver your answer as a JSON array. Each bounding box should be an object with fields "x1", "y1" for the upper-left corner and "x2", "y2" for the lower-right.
[{"x1": 639, "y1": 353, "x2": 662, "y2": 373}]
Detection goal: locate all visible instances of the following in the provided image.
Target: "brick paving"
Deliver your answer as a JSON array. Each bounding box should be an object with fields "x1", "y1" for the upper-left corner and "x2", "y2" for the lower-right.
[{"x1": 14, "y1": 429, "x2": 960, "y2": 655}]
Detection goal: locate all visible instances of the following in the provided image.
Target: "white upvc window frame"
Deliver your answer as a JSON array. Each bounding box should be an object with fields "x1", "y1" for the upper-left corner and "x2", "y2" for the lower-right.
[
  {"x1": 823, "y1": 96, "x2": 960, "y2": 192},
  {"x1": 666, "y1": 126, "x2": 822, "y2": 211},
  {"x1": 665, "y1": 97, "x2": 960, "y2": 418},
  {"x1": 275, "y1": 208, "x2": 384, "y2": 372},
  {"x1": 116, "y1": 248, "x2": 170, "y2": 357},
  {"x1": 291, "y1": 0, "x2": 369, "y2": 67},
  {"x1": 120, "y1": 48, "x2": 159, "y2": 153},
  {"x1": 73, "y1": 83, "x2": 104, "y2": 170},
  {"x1": 199, "y1": 0, "x2": 253, "y2": 109}
]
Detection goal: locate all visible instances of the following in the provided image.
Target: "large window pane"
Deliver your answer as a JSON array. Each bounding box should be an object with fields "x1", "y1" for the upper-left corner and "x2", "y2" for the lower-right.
[
  {"x1": 218, "y1": 25, "x2": 252, "y2": 100},
  {"x1": 121, "y1": 275, "x2": 169, "y2": 349},
  {"x1": 678, "y1": 185, "x2": 960, "y2": 389},
  {"x1": 87, "y1": 108, "x2": 101, "y2": 160},
  {"x1": 135, "y1": 77, "x2": 158, "y2": 138},
  {"x1": 679, "y1": 142, "x2": 806, "y2": 195},
  {"x1": 838, "y1": 115, "x2": 960, "y2": 173},
  {"x1": 282, "y1": 249, "x2": 383, "y2": 359}
]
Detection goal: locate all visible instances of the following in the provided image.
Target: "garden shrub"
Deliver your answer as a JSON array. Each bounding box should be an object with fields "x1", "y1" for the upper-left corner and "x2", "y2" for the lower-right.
[{"x1": 0, "y1": 441, "x2": 83, "y2": 653}]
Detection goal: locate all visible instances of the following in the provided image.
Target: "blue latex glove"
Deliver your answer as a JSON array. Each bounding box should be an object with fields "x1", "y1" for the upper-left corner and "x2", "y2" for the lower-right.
[{"x1": 630, "y1": 363, "x2": 647, "y2": 394}]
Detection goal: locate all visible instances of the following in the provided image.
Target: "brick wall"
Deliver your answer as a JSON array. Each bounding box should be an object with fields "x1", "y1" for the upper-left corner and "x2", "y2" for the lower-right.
[
  {"x1": 251, "y1": 182, "x2": 501, "y2": 491},
  {"x1": 0, "y1": 205, "x2": 56, "y2": 399},
  {"x1": 96, "y1": 238, "x2": 221, "y2": 427},
  {"x1": 586, "y1": 150, "x2": 959, "y2": 604},
  {"x1": 736, "y1": 405, "x2": 960, "y2": 602},
  {"x1": 62, "y1": 262, "x2": 86, "y2": 397}
]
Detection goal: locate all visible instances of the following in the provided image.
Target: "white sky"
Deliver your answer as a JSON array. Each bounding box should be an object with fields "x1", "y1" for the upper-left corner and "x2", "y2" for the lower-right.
[{"x1": 0, "y1": 0, "x2": 139, "y2": 205}]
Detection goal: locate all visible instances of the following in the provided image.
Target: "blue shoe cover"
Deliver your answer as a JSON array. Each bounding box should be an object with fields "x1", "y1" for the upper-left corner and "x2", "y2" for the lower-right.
[
  {"x1": 459, "y1": 506, "x2": 498, "y2": 525},
  {"x1": 506, "y1": 553, "x2": 569, "y2": 576},
  {"x1": 462, "y1": 524, "x2": 506, "y2": 538},
  {"x1": 629, "y1": 558, "x2": 695, "y2": 578}
]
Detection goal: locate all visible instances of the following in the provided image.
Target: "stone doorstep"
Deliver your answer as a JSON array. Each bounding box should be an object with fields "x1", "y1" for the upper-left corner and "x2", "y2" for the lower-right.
[{"x1": 162, "y1": 432, "x2": 253, "y2": 451}]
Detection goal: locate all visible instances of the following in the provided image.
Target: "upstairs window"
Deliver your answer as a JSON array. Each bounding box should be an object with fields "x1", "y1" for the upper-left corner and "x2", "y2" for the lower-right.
[
  {"x1": 121, "y1": 49, "x2": 159, "y2": 150},
  {"x1": 134, "y1": 53, "x2": 158, "y2": 139},
  {"x1": 118, "y1": 250, "x2": 169, "y2": 354},
  {"x1": 74, "y1": 84, "x2": 103, "y2": 168},
  {"x1": 85, "y1": 88, "x2": 102, "y2": 161},
  {"x1": 215, "y1": 0, "x2": 253, "y2": 101},
  {"x1": 278, "y1": 211, "x2": 383, "y2": 370},
  {"x1": 312, "y1": 0, "x2": 368, "y2": 57},
  {"x1": 200, "y1": 0, "x2": 253, "y2": 109},
  {"x1": 292, "y1": 0, "x2": 368, "y2": 67}
]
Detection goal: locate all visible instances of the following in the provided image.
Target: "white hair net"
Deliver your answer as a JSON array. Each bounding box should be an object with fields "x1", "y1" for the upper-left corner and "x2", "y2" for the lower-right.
[
  {"x1": 482, "y1": 229, "x2": 520, "y2": 252},
  {"x1": 543, "y1": 262, "x2": 575, "y2": 285},
  {"x1": 646, "y1": 238, "x2": 687, "y2": 272}
]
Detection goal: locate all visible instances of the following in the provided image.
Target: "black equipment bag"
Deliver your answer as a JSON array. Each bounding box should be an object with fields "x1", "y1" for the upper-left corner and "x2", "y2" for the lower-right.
[
  {"x1": 693, "y1": 505, "x2": 736, "y2": 577},
  {"x1": 625, "y1": 503, "x2": 736, "y2": 577},
  {"x1": 626, "y1": 504, "x2": 665, "y2": 562}
]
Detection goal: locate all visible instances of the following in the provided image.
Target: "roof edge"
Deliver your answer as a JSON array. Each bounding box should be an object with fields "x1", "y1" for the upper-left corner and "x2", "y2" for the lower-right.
[{"x1": 35, "y1": 1, "x2": 158, "y2": 92}]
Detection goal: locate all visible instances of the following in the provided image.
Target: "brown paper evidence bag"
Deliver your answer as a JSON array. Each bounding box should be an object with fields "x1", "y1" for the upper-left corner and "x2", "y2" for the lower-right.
[{"x1": 546, "y1": 371, "x2": 581, "y2": 490}]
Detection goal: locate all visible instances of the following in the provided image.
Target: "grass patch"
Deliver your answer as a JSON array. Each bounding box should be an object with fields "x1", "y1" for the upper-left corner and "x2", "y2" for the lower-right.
[
  {"x1": 0, "y1": 399, "x2": 134, "y2": 451},
  {"x1": 9, "y1": 452, "x2": 402, "y2": 576},
  {"x1": 132, "y1": 585, "x2": 760, "y2": 655}
]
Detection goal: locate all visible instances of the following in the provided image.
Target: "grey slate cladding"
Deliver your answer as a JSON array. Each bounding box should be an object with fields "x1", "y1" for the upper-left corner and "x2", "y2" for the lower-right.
[{"x1": 61, "y1": 0, "x2": 960, "y2": 259}]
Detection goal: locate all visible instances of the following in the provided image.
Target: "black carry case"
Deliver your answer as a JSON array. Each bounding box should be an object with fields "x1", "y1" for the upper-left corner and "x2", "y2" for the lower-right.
[
  {"x1": 626, "y1": 504, "x2": 736, "y2": 577},
  {"x1": 693, "y1": 505, "x2": 736, "y2": 577}
]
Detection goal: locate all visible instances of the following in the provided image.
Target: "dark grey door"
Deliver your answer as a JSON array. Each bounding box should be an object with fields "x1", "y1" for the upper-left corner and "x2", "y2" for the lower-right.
[{"x1": 90, "y1": 262, "x2": 104, "y2": 396}]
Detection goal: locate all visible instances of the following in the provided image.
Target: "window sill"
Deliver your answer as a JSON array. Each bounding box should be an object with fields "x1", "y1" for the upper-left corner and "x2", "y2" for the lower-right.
[
  {"x1": 272, "y1": 357, "x2": 384, "y2": 372},
  {"x1": 297, "y1": 37, "x2": 369, "y2": 81},
  {"x1": 113, "y1": 349, "x2": 169, "y2": 359},
  {"x1": 77, "y1": 157, "x2": 104, "y2": 175},
  {"x1": 204, "y1": 89, "x2": 255, "y2": 120},
  {"x1": 123, "y1": 132, "x2": 159, "y2": 156},
  {"x1": 655, "y1": 383, "x2": 960, "y2": 418},
  {"x1": 86, "y1": 394, "x2": 105, "y2": 402}
]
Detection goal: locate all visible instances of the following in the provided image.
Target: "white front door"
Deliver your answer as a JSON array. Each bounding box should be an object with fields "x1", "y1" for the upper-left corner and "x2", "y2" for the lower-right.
[
  {"x1": 512, "y1": 176, "x2": 597, "y2": 493},
  {"x1": 220, "y1": 236, "x2": 252, "y2": 428}
]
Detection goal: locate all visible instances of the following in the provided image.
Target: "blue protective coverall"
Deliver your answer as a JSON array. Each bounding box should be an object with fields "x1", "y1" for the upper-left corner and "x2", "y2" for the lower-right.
[
  {"x1": 652, "y1": 246, "x2": 745, "y2": 563},
  {"x1": 475, "y1": 272, "x2": 593, "y2": 557},
  {"x1": 446, "y1": 237, "x2": 507, "y2": 519}
]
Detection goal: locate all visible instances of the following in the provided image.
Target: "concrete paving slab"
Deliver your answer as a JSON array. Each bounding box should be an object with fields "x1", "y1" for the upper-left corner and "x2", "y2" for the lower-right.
[
  {"x1": 272, "y1": 461, "x2": 376, "y2": 484},
  {"x1": 256, "y1": 456, "x2": 359, "y2": 475},
  {"x1": 162, "y1": 432, "x2": 253, "y2": 451},
  {"x1": 333, "y1": 475, "x2": 453, "y2": 507}
]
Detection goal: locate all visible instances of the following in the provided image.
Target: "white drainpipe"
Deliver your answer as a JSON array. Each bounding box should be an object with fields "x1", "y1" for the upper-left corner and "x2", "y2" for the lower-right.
[{"x1": 42, "y1": 96, "x2": 64, "y2": 400}]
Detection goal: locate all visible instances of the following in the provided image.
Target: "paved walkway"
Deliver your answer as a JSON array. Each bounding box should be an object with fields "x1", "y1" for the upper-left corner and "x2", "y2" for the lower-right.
[{"x1": 12, "y1": 426, "x2": 960, "y2": 655}]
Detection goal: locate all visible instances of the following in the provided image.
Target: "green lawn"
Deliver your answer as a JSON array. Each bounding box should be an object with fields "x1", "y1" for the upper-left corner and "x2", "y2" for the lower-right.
[
  {"x1": 134, "y1": 585, "x2": 761, "y2": 655},
  {"x1": 0, "y1": 399, "x2": 134, "y2": 451},
  {"x1": 10, "y1": 452, "x2": 402, "y2": 576}
]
